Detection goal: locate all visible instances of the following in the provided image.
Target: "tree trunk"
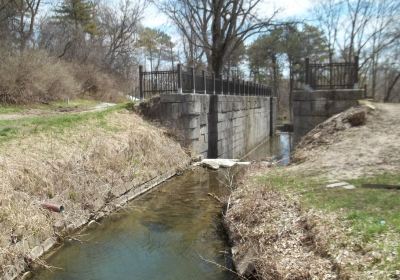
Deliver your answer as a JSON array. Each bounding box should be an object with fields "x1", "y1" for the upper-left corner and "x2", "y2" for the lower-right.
[{"x1": 384, "y1": 72, "x2": 400, "y2": 102}]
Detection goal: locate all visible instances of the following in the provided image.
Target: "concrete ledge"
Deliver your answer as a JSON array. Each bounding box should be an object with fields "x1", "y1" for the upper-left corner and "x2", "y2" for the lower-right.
[{"x1": 293, "y1": 89, "x2": 363, "y2": 101}]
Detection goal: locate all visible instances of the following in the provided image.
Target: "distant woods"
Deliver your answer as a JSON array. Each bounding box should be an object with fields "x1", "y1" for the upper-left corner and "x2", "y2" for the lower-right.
[
  {"x1": 0, "y1": 0, "x2": 176, "y2": 104},
  {"x1": 246, "y1": 0, "x2": 400, "y2": 102},
  {"x1": 0, "y1": 0, "x2": 399, "y2": 104}
]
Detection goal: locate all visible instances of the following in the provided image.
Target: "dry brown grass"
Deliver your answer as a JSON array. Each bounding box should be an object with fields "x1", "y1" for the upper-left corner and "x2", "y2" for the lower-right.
[
  {"x1": 72, "y1": 63, "x2": 127, "y2": 103},
  {"x1": 225, "y1": 165, "x2": 340, "y2": 280},
  {"x1": 0, "y1": 49, "x2": 128, "y2": 105},
  {"x1": 0, "y1": 50, "x2": 78, "y2": 104},
  {"x1": 0, "y1": 109, "x2": 189, "y2": 277}
]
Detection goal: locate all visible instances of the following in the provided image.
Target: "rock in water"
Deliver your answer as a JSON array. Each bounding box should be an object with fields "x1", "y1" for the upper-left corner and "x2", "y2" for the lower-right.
[{"x1": 199, "y1": 159, "x2": 250, "y2": 169}]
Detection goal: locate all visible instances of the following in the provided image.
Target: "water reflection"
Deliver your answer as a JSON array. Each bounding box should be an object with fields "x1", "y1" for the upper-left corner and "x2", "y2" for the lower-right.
[
  {"x1": 32, "y1": 170, "x2": 235, "y2": 280},
  {"x1": 244, "y1": 132, "x2": 292, "y2": 165},
  {"x1": 31, "y1": 134, "x2": 292, "y2": 280}
]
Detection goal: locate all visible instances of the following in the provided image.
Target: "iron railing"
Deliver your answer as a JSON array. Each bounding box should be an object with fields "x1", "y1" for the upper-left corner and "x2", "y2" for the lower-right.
[
  {"x1": 139, "y1": 64, "x2": 272, "y2": 99},
  {"x1": 291, "y1": 56, "x2": 359, "y2": 91}
]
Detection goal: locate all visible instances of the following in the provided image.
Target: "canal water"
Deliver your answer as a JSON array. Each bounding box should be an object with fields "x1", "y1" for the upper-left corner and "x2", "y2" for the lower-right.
[{"x1": 31, "y1": 133, "x2": 291, "y2": 280}]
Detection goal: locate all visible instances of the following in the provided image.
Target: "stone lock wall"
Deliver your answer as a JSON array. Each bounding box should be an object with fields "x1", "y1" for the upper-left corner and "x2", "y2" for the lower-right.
[
  {"x1": 293, "y1": 89, "x2": 364, "y2": 140},
  {"x1": 148, "y1": 94, "x2": 277, "y2": 159}
]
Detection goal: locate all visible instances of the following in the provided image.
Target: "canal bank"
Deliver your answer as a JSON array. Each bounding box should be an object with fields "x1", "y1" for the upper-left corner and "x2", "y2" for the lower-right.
[
  {"x1": 224, "y1": 103, "x2": 400, "y2": 279},
  {"x1": 0, "y1": 107, "x2": 191, "y2": 280},
  {"x1": 25, "y1": 133, "x2": 291, "y2": 280}
]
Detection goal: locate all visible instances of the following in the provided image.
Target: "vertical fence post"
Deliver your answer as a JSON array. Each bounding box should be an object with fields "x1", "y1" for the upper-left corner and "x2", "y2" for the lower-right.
[
  {"x1": 227, "y1": 76, "x2": 230, "y2": 95},
  {"x1": 139, "y1": 65, "x2": 144, "y2": 100},
  {"x1": 177, "y1": 64, "x2": 182, "y2": 94},
  {"x1": 329, "y1": 52, "x2": 333, "y2": 89},
  {"x1": 212, "y1": 73, "x2": 216, "y2": 94},
  {"x1": 219, "y1": 75, "x2": 223, "y2": 95},
  {"x1": 305, "y1": 58, "x2": 310, "y2": 86},
  {"x1": 202, "y1": 70, "x2": 206, "y2": 94},
  {"x1": 191, "y1": 67, "x2": 195, "y2": 94},
  {"x1": 354, "y1": 55, "x2": 359, "y2": 87}
]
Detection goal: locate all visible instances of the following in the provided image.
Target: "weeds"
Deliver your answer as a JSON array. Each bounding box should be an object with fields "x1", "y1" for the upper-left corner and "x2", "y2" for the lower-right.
[
  {"x1": 0, "y1": 110, "x2": 190, "y2": 277},
  {"x1": 252, "y1": 168, "x2": 400, "y2": 278}
]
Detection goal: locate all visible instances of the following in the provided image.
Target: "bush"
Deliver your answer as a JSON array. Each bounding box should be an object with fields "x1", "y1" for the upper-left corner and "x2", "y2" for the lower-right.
[
  {"x1": 0, "y1": 49, "x2": 129, "y2": 105},
  {"x1": 0, "y1": 49, "x2": 78, "y2": 104},
  {"x1": 72, "y1": 64, "x2": 127, "y2": 103}
]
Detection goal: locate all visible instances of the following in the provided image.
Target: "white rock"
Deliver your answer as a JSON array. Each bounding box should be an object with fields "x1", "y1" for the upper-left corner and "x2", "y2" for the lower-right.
[
  {"x1": 326, "y1": 182, "x2": 349, "y2": 188},
  {"x1": 42, "y1": 237, "x2": 57, "y2": 252},
  {"x1": 202, "y1": 160, "x2": 220, "y2": 170},
  {"x1": 30, "y1": 245, "x2": 44, "y2": 259},
  {"x1": 326, "y1": 181, "x2": 356, "y2": 190},
  {"x1": 200, "y1": 159, "x2": 251, "y2": 169},
  {"x1": 342, "y1": 184, "x2": 356, "y2": 189}
]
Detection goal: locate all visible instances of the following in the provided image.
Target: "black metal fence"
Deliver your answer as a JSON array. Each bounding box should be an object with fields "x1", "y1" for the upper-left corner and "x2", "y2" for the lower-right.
[
  {"x1": 139, "y1": 64, "x2": 272, "y2": 99},
  {"x1": 292, "y1": 56, "x2": 359, "y2": 90}
]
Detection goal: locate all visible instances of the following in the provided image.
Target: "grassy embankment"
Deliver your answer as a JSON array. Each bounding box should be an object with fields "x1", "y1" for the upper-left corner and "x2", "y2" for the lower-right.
[
  {"x1": 0, "y1": 100, "x2": 190, "y2": 279},
  {"x1": 226, "y1": 103, "x2": 400, "y2": 279},
  {"x1": 0, "y1": 99, "x2": 118, "y2": 142},
  {"x1": 228, "y1": 166, "x2": 400, "y2": 279}
]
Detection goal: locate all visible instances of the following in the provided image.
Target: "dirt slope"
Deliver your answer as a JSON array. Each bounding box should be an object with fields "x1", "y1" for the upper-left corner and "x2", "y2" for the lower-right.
[
  {"x1": 225, "y1": 102, "x2": 400, "y2": 280},
  {"x1": 292, "y1": 102, "x2": 400, "y2": 179}
]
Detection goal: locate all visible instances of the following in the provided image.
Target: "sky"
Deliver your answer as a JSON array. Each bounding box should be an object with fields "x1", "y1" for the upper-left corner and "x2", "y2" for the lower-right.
[{"x1": 142, "y1": 0, "x2": 313, "y2": 30}]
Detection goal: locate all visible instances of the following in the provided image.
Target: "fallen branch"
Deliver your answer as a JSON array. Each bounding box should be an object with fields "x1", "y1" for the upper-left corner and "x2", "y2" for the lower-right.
[
  {"x1": 207, "y1": 192, "x2": 224, "y2": 204},
  {"x1": 198, "y1": 254, "x2": 248, "y2": 280}
]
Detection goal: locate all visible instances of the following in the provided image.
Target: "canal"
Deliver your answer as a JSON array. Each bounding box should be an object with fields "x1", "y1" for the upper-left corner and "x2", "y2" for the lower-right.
[{"x1": 31, "y1": 133, "x2": 291, "y2": 280}]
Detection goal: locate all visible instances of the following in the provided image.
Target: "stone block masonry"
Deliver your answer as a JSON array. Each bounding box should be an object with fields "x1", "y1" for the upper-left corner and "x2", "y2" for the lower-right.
[
  {"x1": 293, "y1": 89, "x2": 364, "y2": 141},
  {"x1": 145, "y1": 94, "x2": 277, "y2": 159}
]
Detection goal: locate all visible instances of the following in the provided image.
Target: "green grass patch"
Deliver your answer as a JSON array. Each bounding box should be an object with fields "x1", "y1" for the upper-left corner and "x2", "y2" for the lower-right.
[
  {"x1": 0, "y1": 103, "x2": 128, "y2": 143},
  {"x1": 258, "y1": 170, "x2": 400, "y2": 240},
  {"x1": 0, "y1": 99, "x2": 102, "y2": 115},
  {"x1": 256, "y1": 170, "x2": 400, "y2": 272},
  {"x1": 48, "y1": 98, "x2": 100, "y2": 110},
  {"x1": 0, "y1": 105, "x2": 24, "y2": 114}
]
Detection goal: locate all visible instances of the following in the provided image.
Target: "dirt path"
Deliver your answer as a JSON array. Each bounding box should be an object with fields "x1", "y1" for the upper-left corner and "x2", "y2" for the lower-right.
[
  {"x1": 291, "y1": 102, "x2": 400, "y2": 179},
  {"x1": 0, "y1": 102, "x2": 116, "y2": 121}
]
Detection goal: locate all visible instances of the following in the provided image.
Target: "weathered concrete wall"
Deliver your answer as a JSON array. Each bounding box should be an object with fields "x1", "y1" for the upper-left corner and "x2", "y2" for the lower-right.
[
  {"x1": 293, "y1": 89, "x2": 364, "y2": 140},
  {"x1": 144, "y1": 94, "x2": 276, "y2": 159}
]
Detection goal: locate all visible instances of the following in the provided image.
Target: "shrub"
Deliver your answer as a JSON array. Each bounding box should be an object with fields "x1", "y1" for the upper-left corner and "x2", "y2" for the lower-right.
[
  {"x1": 0, "y1": 49, "x2": 78, "y2": 104},
  {"x1": 0, "y1": 49, "x2": 129, "y2": 105},
  {"x1": 72, "y1": 63, "x2": 127, "y2": 103}
]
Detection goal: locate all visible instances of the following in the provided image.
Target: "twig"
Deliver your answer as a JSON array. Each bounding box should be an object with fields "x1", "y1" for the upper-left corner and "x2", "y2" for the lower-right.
[
  {"x1": 208, "y1": 192, "x2": 224, "y2": 204},
  {"x1": 226, "y1": 194, "x2": 231, "y2": 210},
  {"x1": 32, "y1": 258, "x2": 62, "y2": 272},
  {"x1": 198, "y1": 254, "x2": 248, "y2": 280}
]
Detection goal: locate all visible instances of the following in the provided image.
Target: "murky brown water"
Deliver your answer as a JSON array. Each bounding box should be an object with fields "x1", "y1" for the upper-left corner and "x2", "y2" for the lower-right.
[{"x1": 31, "y1": 133, "x2": 291, "y2": 280}]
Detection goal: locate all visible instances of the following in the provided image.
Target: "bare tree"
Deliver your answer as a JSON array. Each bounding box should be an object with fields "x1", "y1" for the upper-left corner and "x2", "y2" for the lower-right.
[
  {"x1": 4, "y1": 0, "x2": 42, "y2": 51},
  {"x1": 312, "y1": 0, "x2": 341, "y2": 58},
  {"x1": 180, "y1": 27, "x2": 205, "y2": 68},
  {"x1": 313, "y1": 0, "x2": 400, "y2": 101},
  {"x1": 99, "y1": 0, "x2": 145, "y2": 71},
  {"x1": 156, "y1": 0, "x2": 278, "y2": 74}
]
